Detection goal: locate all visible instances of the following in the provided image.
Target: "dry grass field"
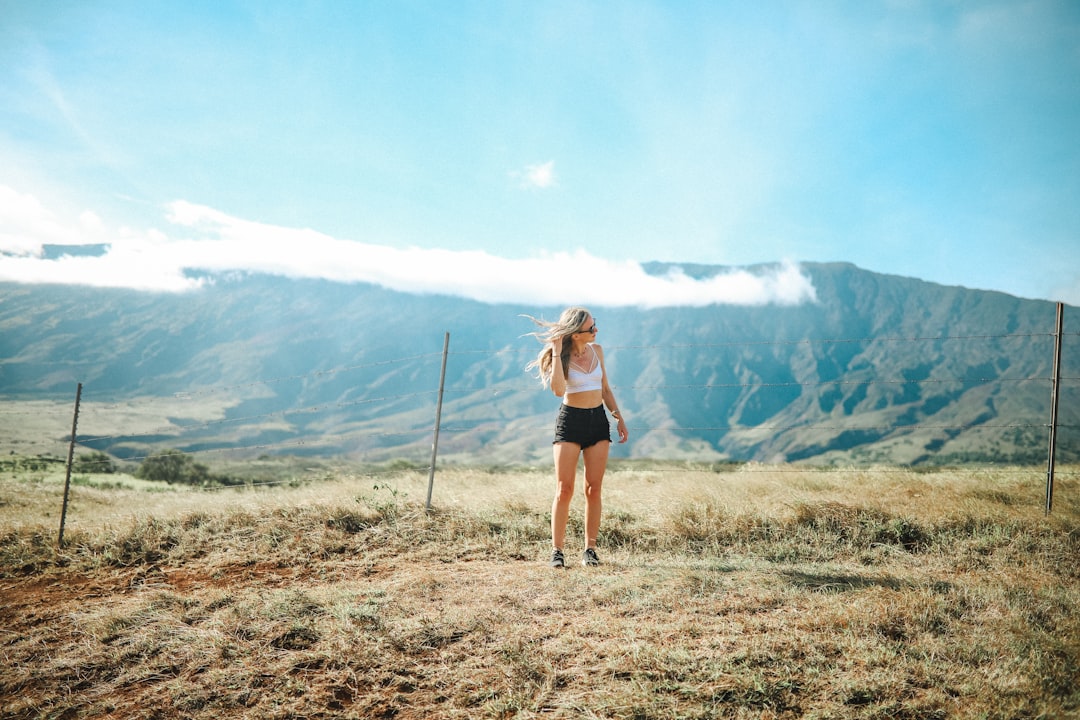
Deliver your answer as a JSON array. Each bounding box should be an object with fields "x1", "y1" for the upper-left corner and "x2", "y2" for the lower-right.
[{"x1": 1, "y1": 459, "x2": 1077, "y2": 719}]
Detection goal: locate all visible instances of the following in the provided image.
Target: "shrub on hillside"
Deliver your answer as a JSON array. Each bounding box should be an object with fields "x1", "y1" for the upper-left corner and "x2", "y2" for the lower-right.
[
  {"x1": 136, "y1": 449, "x2": 211, "y2": 486},
  {"x1": 72, "y1": 451, "x2": 117, "y2": 474}
]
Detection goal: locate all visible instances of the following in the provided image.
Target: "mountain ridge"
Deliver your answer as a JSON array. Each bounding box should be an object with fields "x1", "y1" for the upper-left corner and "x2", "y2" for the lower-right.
[{"x1": 1, "y1": 262, "x2": 1075, "y2": 465}]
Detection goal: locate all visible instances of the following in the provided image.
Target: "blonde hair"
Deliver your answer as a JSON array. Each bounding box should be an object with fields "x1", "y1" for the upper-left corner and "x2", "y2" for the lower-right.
[{"x1": 523, "y1": 306, "x2": 592, "y2": 388}]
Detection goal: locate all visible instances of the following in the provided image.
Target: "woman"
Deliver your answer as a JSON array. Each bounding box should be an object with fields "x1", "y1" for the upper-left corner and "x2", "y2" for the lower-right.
[{"x1": 526, "y1": 307, "x2": 629, "y2": 568}]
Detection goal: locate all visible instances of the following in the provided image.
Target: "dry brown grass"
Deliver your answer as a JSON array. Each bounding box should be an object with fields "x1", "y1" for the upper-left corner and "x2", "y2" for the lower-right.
[{"x1": 1, "y1": 460, "x2": 1077, "y2": 719}]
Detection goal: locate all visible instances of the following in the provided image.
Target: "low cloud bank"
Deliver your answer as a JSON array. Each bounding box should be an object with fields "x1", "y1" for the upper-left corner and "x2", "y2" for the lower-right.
[{"x1": 0, "y1": 188, "x2": 816, "y2": 307}]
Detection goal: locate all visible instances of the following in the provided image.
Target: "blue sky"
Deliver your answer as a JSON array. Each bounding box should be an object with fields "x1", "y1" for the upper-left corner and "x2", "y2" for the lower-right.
[{"x1": 1, "y1": 0, "x2": 1078, "y2": 306}]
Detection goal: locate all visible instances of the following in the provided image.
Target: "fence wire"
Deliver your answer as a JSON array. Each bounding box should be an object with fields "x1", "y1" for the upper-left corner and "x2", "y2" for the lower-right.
[{"x1": 5, "y1": 327, "x2": 1077, "y2": 489}]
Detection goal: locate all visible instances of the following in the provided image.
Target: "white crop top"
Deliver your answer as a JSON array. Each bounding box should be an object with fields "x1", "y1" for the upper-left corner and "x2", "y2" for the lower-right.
[{"x1": 564, "y1": 344, "x2": 603, "y2": 398}]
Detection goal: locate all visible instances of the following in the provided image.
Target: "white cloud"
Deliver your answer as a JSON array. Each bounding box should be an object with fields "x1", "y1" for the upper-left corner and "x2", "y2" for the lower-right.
[
  {"x1": 78, "y1": 210, "x2": 105, "y2": 233},
  {"x1": 0, "y1": 188, "x2": 817, "y2": 307},
  {"x1": 514, "y1": 160, "x2": 557, "y2": 189},
  {"x1": 0, "y1": 186, "x2": 69, "y2": 254},
  {"x1": 0, "y1": 186, "x2": 114, "y2": 255}
]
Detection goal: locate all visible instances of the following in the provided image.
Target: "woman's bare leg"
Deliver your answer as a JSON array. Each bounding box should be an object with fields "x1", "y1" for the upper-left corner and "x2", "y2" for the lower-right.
[
  {"x1": 582, "y1": 441, "x2": 610, "y2": 549},
  {"x1": 551, "y1": 442, "x2": 580, "y2": 549}
]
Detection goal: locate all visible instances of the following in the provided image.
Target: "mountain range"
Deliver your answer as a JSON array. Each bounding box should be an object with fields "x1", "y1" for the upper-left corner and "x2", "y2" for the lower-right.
[{"x1": 1, "y1": 262, "x2": 1075, "y2": 466}]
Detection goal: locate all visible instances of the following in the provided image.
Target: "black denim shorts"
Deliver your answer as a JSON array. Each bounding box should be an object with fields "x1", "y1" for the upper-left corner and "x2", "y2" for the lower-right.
[{"x1": 553, "y1": 404, "x2": 611, "y2": 449}]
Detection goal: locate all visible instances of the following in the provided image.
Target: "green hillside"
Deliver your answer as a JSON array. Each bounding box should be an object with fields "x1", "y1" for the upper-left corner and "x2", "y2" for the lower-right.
[{"x1": 0, "y1": 262, "x2": 1075, "y2": 465}]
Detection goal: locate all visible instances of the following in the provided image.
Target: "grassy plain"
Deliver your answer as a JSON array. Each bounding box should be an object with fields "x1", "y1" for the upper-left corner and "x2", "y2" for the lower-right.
[{"x1": 1, "y1": 459, "x2": 1078, "y2": 719}]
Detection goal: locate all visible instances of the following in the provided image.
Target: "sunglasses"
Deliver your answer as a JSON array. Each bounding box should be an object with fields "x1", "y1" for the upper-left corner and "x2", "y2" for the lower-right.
[{"x1": 577, "y1": 324, "x2": 597, "y2": 334}]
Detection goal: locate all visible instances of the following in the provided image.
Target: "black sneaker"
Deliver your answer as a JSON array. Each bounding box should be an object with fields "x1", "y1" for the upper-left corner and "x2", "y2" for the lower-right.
[
  {"x1": 582, "y1": 548, "x2": 600, "y2": 567},
  {"x1": 550, "y1": 549, "x2": 565, "y2": 568}
]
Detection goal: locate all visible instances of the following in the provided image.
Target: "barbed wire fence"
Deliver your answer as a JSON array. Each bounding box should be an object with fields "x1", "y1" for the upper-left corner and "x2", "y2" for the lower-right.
[
  {"x1": 15, "y1": 348, "x2": 1080, "y2": 472},
  {"x1": 3, "y1": 306, "x2": 1076, "y2": 541}
]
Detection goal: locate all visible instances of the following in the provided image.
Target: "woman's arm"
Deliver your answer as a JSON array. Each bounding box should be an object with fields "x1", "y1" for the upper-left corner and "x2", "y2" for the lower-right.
[
  {"x1": 596, "y1": 345, "x2": 628, "y2": 443},
  {"x1": 550, "y1": 338, "x2": 566, "y2": 397}
]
